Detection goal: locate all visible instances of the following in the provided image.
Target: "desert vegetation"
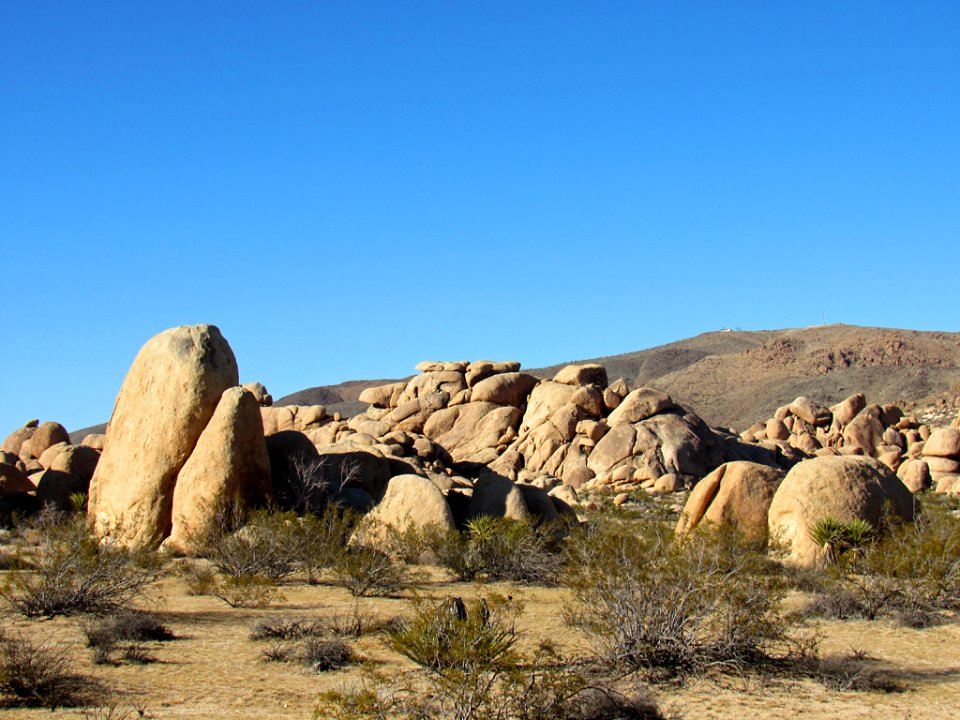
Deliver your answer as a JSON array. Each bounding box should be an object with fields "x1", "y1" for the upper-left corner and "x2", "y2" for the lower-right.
[{"x1": 2, "y1": 491, "x2": 958, "y2": 717}]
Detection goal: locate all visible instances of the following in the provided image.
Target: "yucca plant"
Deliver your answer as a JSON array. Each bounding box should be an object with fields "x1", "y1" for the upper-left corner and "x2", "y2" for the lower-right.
[{"x1": 810, "y1": 517, "x2": 875, "y2": 564}]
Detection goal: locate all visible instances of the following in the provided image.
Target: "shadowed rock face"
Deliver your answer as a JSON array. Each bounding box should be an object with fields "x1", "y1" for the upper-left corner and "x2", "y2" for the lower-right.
[{"x1": 88, "y1": 324, "x2": 239, "y2": 549}]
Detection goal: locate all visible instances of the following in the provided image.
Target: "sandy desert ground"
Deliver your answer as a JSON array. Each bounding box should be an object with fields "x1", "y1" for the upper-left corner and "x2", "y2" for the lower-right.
[{"x1": 4, "y1": 564, "x2": 960, "y2": 720}]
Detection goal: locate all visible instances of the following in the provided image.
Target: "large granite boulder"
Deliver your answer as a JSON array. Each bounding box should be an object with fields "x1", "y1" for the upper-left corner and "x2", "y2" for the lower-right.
[
  {"x1": 88, "y1": 325, "x2": 239, "y2": 549},
  {"x1": 768, "y1": 455, "x2": 914, "y2": 567},
  {"x1": 166, "y1": 387, "x2": 272, "y2": 553}
]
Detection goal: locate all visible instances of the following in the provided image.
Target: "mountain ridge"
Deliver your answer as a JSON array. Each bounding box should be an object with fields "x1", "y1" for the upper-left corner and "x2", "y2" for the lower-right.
[{"x1": 71, "y1": 325, "x2": 960, "y2": 442}]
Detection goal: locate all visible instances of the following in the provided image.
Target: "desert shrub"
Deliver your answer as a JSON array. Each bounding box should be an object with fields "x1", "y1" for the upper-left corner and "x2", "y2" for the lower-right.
[
  {"x1": 303, "y1": 637, "x2": 353, "y2": 671},
  {"x1": 388, "y1": 595, "x2": 520, "y2": 671},
  {"x1": 806, "y1": 501, "x2": 960, "y2": 623},
  {"x1": 565, "y1": 519, "x2": 791, "y2": 678},
  {"x1": 315, "y1": 670, "x2": 408, "y2": 720},
  {"x1": 794, "y1": 649, "x2": 901, "y2": 693},
  {"x1": 262, "y1": 642, "x2": 296, "y2": 662},
  {"x1": 214, "y1": 573, "x2": 282, "y2": 608},
  {"x1": 0, "y1": 513, "x2": 157, "y2": 618},
  {"x1": 325, "y1": 603, "x2": 402, "y2": 639},
  {"x1": 295, "y1": 506, "x2": 358, "y2": 584},
  {"x1": 430, "y1": 516, "x2": 565, "y2": 584},
  {"x1": 250, "y1": 617, "x2": 322, "y2": 640},
  {"x1": 387, "y1": 594, "x2": 522, "y2": 719},
  {"x1": 332, "y1": 546, "x2": 418, "y2": 597},
  {"x1": 0, "y1": 628, "x2": 105, "y2": 708},
  {"x1": 258, "y1": 634, "x2": 354, "y2": 672},
  {"x1": 381, "y1": 523, "x2": 432, "y2": 564},
  {"x1": 550, "y1": 687, "x2": 667, "y2": 720},
  {"x1": 251, "y1": 616, "x2": 324, "y2": 641},
  {"x1": 79, "y1": 701, "x2": 150, "y2": 720},
  {"x1": 195, "y1": 503, "x2": 358, "y2": 584},
  {"x1": 197, "y1": 506, "x2": 304, "y2": 581},
  {"x1": 82, "y1": 611, "x2": 174, "y2": 665},
  {"x1": 334, "y1": 595, "x2": 669, "y2": 720},
  {"x1": 178, "y1": 560, "x2": 218, "y2": 595}
]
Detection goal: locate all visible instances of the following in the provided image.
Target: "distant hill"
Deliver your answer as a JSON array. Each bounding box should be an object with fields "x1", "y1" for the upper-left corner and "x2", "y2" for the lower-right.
[
  {"x1": 70, "y1": 325, "x2": 960, "y2": 441},
  {"x1": 277, "y1": 325, "x2": 960, "y2": 433},
  {"x1": 531, "y1": 325, "x2": 960, "y2": 430}
]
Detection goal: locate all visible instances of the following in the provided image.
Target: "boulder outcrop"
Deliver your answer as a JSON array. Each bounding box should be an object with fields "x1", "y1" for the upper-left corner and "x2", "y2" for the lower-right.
[{"x1": 88, "y1": 325, "x2": 240, "y2": 549}]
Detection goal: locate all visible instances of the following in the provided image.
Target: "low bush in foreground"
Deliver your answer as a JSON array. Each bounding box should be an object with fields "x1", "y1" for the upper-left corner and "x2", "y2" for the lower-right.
[
  {"x1": 565, "y1": 519, "x2": 792, "y2": 679},
  {"x1": 0, "y1": 511, "x2": 157, "y2": 618},
  {"x1": 320, "y1": 593, "x2": 669, "y2": 720},
  {"x1": 0, "y1": 628, "x2": 105, "y2": 708},
  {"x1": 82, "y1": 611, "x2": 175, "y2": 665}
]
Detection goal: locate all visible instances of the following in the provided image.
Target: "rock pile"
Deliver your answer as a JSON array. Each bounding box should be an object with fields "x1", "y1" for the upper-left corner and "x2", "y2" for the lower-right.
[
  {"x1": 348, "y1": 360, "x2": 764, "y2": 501},
  {"x1": 1, "y1": 419, "x2": 96, "y2": 518},
  {"x1": 7, "y1": 323, "x2": 956, "y2": 558},
  {"x1": 907, "y1": 427, "x2": 960, "y2": 495},
  {"x1": 739, "y1": 393, "x2": 928, "y2": 472}
]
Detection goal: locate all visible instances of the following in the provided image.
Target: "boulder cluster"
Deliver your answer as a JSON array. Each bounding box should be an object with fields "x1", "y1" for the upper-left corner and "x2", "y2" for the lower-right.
[
  {"x1": 348, "y1": 361, "x2": 770, "y2": 500},
  {"x1": 737, "y1": 393, "x2": 960, "y2": 498},
  {"x1": 1, "y1": 419, "x2": 96, "y2": 516},
  {"x1": 675, "y1": 454, "x2": 916, "y2": 567},
  {"x1": 2, "y1": 324, "x2": 957, "y2": 568}
]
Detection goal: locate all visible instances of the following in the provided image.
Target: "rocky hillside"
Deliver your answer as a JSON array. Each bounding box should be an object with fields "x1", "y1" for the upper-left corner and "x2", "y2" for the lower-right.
[{"x1": 277, "y1": 325, "x2": 960, "y2": 433}]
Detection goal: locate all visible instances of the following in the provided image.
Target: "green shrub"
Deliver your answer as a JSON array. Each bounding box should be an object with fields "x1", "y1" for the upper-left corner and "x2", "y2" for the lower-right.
[
  {"x1": 388, "y1": 595, "x2": 520, "y2": 672},
  {"x1": 214, "y1": 573, "x2": 282, "y2": 608},
  {"x1": 323, "y1": 594, "x2": 669, "y2": 720},
  {"x1": 195, "y1": 503, "x2": 358, "y2": 584},
  {"x1": 196, "y1": 506, "x2": 304, "y2": 581},
  {"x1": 332, "y1": 546, "x2": 418, "y2": 597},
  {"x1": 809, "y1": 516, "x2": 875, "y2": 564},
  {"x1": 314, "y1": 670, "x2": 405, "y2": 720},
  {"x1": 565, "y1": 520, "x2": 791, "y2": 678},
  {"x1": 178, "y1": 560, "x2": 218, "y2": 596},
  {"x1": 430, "y1": 516, "x2": 564, "y2": 584},
  {"x1": 295, "y1": 506, "x2": 358, "y2": 584},
  {"x1": 0, "y1": 513, "x2": 157, "y2": 618},
  {"x1": 806, "y1": 501, "x2": 960, "y2": 623},
  {"x1": 387, "y1": 594, "x2": 521, "y2": 719}
]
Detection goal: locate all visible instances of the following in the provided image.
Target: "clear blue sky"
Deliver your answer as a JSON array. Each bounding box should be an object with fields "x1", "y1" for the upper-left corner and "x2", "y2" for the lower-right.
[{"x1": 1, "y1": 1, "x2": 958, "y2": 434}]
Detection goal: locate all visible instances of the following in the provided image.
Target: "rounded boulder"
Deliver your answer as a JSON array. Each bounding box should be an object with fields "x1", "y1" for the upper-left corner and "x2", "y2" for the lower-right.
[
  {"x1": 767, "y1": 455, "x2": 914, "y2": 568},
  {"x1": 676, "y1": 461, "x2": 784, "y2": 542},
  {"x1": 366, "y1": 473, "x2": 455, "y2": 535}
]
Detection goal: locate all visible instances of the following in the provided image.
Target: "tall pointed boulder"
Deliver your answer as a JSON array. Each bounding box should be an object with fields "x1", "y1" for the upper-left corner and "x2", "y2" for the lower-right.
[{"x1": 88, "y1": 325, "x2": 239, "y2": 549}]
